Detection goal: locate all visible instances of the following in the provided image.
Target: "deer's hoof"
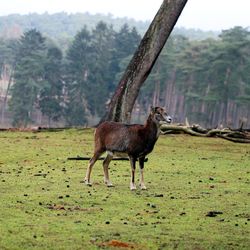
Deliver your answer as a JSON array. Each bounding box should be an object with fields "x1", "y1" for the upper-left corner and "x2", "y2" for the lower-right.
[
  {"x1": 104, "y1": 179, "x2": 114, "y2": 187},
  {"x1": 140, "y1": 184, "x2": 147, "y2": 190},
  {"x1": 84, "y1": 179, "x2": 92, "y2": 186},
  {"x1": 106, "y1": 182, "x2": 114, "y2": 187},
  {"x1": 130, "y1": 183, "x2": 137, "y2": 191}
]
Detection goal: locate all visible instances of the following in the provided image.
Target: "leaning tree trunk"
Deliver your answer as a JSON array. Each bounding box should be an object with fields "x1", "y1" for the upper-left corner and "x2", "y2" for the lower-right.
[{"x1": 101, "y1": 0, "x2": 188, "y2": 123}]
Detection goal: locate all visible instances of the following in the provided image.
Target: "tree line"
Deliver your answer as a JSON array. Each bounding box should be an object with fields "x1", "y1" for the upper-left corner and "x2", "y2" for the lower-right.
[
  {"x1": 0, "y1": 23, "x2": 249, "y2": 128},
  {"x1": 138, "y1": 26, "x2": 250, "y2": 128},
  {"x1": 0, "y1": 22, "x2": 141, "y2": 127},
  {"x1": 0, "y1": 12, "x2": 218, "y2": 43}
]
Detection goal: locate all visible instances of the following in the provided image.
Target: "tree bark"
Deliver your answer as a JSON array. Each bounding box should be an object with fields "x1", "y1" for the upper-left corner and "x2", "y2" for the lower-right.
[
  {"x1": 1, "y1": 69, "x2": 13, "y2": 125},
  {"x1": 101, "y1": 0, "x2": 188, "y2": 123}
]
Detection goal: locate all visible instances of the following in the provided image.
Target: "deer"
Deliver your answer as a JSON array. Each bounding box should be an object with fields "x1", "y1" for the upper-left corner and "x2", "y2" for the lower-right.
[{"x1": 84, "y1": 106, "x2": 172, "y2": 190}]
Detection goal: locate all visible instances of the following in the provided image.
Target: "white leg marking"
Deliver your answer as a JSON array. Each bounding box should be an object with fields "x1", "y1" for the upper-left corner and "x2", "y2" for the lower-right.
[
  {"x1": 130, "y1": 182, "x2": 136, "y2": 190},
  {"x1": 139, "y1": 168, "x2": 147, "y2": 190}
]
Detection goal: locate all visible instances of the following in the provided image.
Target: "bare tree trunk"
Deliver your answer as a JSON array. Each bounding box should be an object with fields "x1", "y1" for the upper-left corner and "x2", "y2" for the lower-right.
[
  {"x1": 1, "y1": 70, "x2": 13, "y2": 125},
  {"x1": 101, "y1": 0, "x2": 188, "y2": 123},
  {"x1": 232, "y1": 102, "x2": 238, "y2": 128},
  {"x1": 153, "y1": 68, "x2": 161, "y2": 107},
  {"x1": 223, "y1": 67, "x2": 230, "y2": 126},
  {"x1": 164, "y1": 69, "x2": 176, "y2": 111},
  {"x1": 177, "y1": 94, "x2": 185, "y2": 122}
]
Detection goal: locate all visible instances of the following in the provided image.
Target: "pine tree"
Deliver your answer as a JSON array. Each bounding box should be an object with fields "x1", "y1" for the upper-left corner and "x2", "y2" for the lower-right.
[
  {"x1": 39, "y1": 46, "x2": 64, "y2": 125},
  {"x1": 87, "y1": 22, "x2": 116, "y2": 116},
  {"x1": 9, "y1": 29, "x2": 46, "y2": 127},
  {"x1": 64, "y1": 26, "x2": 91, "y2": 126}
]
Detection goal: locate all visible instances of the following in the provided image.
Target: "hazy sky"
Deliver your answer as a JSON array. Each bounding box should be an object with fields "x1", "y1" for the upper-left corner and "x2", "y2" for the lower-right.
[{"x1": 1, "y1": 0, "x2": 249, "y2": 31}]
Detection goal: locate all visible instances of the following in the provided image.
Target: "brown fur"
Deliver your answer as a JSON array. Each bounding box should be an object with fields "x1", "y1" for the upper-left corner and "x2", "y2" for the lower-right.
[{"x1": 84, "y1": 107, "x2": 171, "y2": 190}]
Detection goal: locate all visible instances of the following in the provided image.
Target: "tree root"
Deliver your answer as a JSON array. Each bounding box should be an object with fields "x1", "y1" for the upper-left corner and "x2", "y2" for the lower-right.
[{"x1": 160, "y1": 124, "x2": 250, "y2": 143}]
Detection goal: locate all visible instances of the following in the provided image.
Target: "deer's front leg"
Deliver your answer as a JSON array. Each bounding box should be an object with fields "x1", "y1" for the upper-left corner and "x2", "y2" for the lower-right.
[
  {"x1": 103, "y1": 152, "x2": 113, "y2": 187},
  {"x1": 84, "y1": 151, "x2": 102, "y2": 186},
  {"x1": 139, "y1": 157, "x2": 147, "y2": 190},
  {"x1": 129, "y1": 156, "x2": 136, "y2": 190}
]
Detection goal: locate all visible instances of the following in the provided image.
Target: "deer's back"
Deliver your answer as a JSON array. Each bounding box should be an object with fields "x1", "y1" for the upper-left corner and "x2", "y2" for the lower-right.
[{"x1": 95, "y1": 121, "x2": 149, "y2": 154}]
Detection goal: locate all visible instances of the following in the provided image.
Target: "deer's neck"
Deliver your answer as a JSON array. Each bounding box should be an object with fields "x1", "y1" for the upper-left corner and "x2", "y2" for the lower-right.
[{"x1": 144, "y1": 115, "x2": 160, "y2": 141}]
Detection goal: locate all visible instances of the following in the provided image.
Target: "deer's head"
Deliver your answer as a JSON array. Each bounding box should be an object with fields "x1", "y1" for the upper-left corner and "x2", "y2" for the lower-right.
[{"x1": 151, "y1": 106, "x2": 172, "y2": 125}]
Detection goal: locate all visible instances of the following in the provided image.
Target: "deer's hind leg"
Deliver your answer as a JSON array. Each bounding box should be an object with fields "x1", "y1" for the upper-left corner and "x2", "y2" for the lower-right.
[
  {"x1": 84, "y1": 150, "x2": 103, "y2": 186},
  {"x1": 129, "y1": 156, "x2": 137, "y2": 190},
  {"x1": 103, "y1": 151, "x2": 113, "y2": 187},
  {"x1": 139, "y1": 156, "x2": 147, "y2": 190}
]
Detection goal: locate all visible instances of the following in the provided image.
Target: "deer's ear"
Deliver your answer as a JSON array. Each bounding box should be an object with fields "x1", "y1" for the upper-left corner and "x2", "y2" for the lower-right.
[{"x1": 151, "y1": 106, "x2": 155, "y2": 113}]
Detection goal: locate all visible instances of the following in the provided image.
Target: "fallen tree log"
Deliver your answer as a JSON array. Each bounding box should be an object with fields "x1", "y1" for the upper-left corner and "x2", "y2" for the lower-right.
[
  {"x1": 216, "y1": 134, "x2": 250, "y2": 143},
  {"x1": 67, "y1": 156, "x2": 148, "y2": 162},
  {"x1": 160, "y1": 124, "x2": 250, "y2": 143}
]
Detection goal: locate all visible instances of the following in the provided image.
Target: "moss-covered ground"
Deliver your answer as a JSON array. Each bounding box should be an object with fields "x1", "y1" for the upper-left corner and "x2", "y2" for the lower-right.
[{"x1": 0, "y1": 129, "x2": 249, "y2": 249}]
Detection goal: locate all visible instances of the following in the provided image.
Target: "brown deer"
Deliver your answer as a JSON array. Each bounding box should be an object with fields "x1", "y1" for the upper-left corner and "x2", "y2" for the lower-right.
[{"x1": 84, "y1": 107, "x2": 172, "y2": 190}]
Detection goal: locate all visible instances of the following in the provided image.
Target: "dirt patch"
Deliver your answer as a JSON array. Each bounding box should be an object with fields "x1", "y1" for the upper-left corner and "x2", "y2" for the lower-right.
[{"x1": 98, "y1": 240, "x2": 136, "y2": 248}]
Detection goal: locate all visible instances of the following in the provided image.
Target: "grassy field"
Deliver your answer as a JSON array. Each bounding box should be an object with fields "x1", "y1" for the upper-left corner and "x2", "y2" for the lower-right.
[{"x1": 0, "y1": 129, "x2": 249, "y2": 250}]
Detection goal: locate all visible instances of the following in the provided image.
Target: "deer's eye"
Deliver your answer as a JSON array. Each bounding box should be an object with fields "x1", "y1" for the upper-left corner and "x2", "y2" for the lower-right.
[{"x1": 155, "y1": 114, "x2": 162, "y2": 121}]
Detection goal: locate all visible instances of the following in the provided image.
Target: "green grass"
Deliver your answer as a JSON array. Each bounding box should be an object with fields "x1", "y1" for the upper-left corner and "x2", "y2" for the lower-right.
[{"x1": 0, "y1": 129, "x2": 249, "y2": 249}]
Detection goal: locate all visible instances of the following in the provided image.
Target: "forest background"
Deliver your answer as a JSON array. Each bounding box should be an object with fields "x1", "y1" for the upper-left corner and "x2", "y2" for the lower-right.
[{"x1": 0, "y1": 13, "x2": 249, "y2": 128}]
